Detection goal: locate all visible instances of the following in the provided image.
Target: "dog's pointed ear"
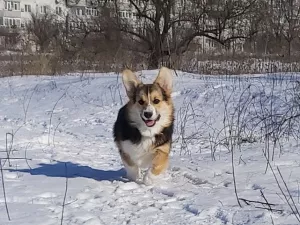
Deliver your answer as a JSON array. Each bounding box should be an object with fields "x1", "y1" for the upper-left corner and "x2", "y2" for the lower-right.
[
  {"x1": 154, "y1": 67, "x2": 173, "y2": 96},
  {"x1": 122, "y1": 69, "x2": 141, "y2": 99}
]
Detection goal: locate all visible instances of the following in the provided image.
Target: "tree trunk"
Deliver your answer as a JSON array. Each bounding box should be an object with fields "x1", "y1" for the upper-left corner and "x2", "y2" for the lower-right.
[
  {"x1": 40, "y1": 42, "x2": 45, "y2": 53},
  {"x1": 288, "y1": 40, "x2": 291, "y2": 58},
  {"x1": 148, "y1": 51, "x2": 160, "y2": 69}
]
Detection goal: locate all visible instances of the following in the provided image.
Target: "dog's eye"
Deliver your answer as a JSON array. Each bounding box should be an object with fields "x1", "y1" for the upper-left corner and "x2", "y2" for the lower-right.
[
  {"x1": 153, "y1": 99, "x2": 160, "y2": 104},
  {"x1": 138, "y1": 100, "x2": 145, "y2": 105}
]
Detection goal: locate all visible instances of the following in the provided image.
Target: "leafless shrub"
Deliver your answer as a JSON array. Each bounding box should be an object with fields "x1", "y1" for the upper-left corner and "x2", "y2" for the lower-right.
[
  {"x1": 0, "y1": 159, "x2": 10, "y2": 221},
  {"x1": 60, "y1": 163, "x2": 69, "y2": 225},
  {"x1": 4, "y1": 132, "x2": 14, "y2": 167},
  {"x1": 213, "y1": 76, "x2": 300, "y2": 215},
  {"x1": 48, "y1": 87, "x2": 69, "y2": 146}
]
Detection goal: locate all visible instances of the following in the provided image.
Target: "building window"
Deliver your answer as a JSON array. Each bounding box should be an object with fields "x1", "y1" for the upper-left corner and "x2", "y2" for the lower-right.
[
  {"x1": 80, "y1": 22, "x2": 85, "y2": 29},
  {"x1": 86, "y1": 8, "x2": 92, "y2": 16},
  {"x1": 75, "y1": 8, "x2": 85, "y2": 16},
  {"x1": 4, "y1": 1, "x2": 20, "y2": 11},
  {"x1": 119, "y1": 11, "x2": 133, "y2": 19},
  {"x1": 69, "y1": 22, "x2": 74, "y2": 31},
  {"x1": 5, "y1": 1, "x2": 12, "y2": 10},
  {"x1": 13, "y1": 2, "x2": 19, "y2": 10},
  {"x1": 56, "y1": 6, "x2": 62, "y2": 15},
  {"x1": 86, "y1": 8, "x2": 99, "y2": 16},
  {"x1": 207, "y1": 39, "x2": 215, "y2": 48},
  {"x1": 24, "y1": 4, "x2": 31, "y2": 12},
  {"x1": 2, "y1": 17, "x2": 20, "y2": 27},
  {"x1": 40, "y1": 6, "x2": 47, "y2": 14}
]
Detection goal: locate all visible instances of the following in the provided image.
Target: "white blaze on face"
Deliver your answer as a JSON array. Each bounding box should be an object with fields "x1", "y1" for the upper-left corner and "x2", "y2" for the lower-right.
[
  {"x1": 141, "y1": 89, "x2": 157, "y2": 122},
  {"x1": 144, "y1": 104, "x2": 157, "y2": 118}
]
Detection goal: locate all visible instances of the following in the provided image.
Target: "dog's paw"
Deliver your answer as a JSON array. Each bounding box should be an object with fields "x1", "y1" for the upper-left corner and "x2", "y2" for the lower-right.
[
  {"x1": 143, "y1": 170, "x2": 157, "y2": 186},
  {"x1": 125, "y1": 167, "x2": 141, "y2": 182}
]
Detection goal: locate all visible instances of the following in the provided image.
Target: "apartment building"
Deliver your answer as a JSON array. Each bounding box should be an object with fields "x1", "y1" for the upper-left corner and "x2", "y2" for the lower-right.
[
  {"x1": 0, "y1": 0, "x2": 247, "y2": 53},
  {"x1": 0, "y1": 0, "x2": 102, "y2": 29}
]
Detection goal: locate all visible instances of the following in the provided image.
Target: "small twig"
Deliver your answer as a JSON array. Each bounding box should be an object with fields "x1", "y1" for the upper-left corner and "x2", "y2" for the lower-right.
[
  {"x1": 0, "y1": 159, "x2": 11, "y2": 221},
  {"x1": 270, "y1": 215, "x2": 275, "y2": 225},
  {"x1": 25, "y1": 143, "x2": 32, "y2": 170},
  {"x1": 277, "y1": 167, "x2": 300, "y2": 220},
  {"x1": 260, "y1": 190, "x2": 273, "y2": 212},
  {"x1": 239, "y1": 197, "x2": 282, "y2": 213},
  {"x1": 53, "y1": 121, "x2": 62, "y2": 147},
  {"x1": 238, "y1": 155, "x2": 246, "y2": 165},
  {"x1": 231, "y1": 142, "x2": 241, "y2": 207},
  {"x1": 297, "y1": 180, "x2": 299, "y2": 204},
  {"x1": 0, "y1": 150, "x2": 17, "y2": 153},
  {"x1": 48, "y1": 88, "x2": 69, "y2": 146},
  {"x1": 22, "y1": 84, "x2": 38, "y2": 123},
  {"x1": 254, "y1": 206, "x2": 283, "y2": 213},
  {"x1": 239, "y1": 198, "x2": 277, "y2": 206},
  {"x1": 5, "y1": 132, "x2": 13, "y2": 167},
  {"x1": 1, "y1": 158, "x2": 32, "y2": 160},
  {"x1": 216, "y1": 200, "x2": 224, "y2": 207},
  {"x1": 263, "y1": 150, "x2": 300, "y2": 223},
  {"x1": 64, "y1": 199, "x2": 78, "y2": 206},
  {"x1": 60, "y1": 163, "x2": 69, "y2": 225}
]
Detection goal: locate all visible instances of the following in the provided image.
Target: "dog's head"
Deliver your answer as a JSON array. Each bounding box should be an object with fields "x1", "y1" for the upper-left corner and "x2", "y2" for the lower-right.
[{"x1": 122, "y1": 67, "x2": 174, "y2": 137}]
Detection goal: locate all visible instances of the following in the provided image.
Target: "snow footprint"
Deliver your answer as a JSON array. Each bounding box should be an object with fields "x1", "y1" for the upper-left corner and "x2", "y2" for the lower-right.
[
  {"x1": 183, "y1": 172, "x2": 211, "y2": 186},
  {"x1": 116, "y1": 181, "x2": 140, "y2": 192}
]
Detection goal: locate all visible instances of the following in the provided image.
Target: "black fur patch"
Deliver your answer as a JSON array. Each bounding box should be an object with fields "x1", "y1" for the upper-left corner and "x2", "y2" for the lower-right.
[
  {"x1": 113, "y1": 105, "x2": 142, "y2": 145},
  {"x1": 113, "y1": 105, "x2": 174, "y2": 147},
  {"x1": 154, "y1": 121, "x2": 174, "y2": 148}
]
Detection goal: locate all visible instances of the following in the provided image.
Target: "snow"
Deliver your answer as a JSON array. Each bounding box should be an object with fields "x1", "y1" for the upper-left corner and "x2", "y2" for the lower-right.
[{"x1": 0, "y1": 71, "x2": 300, "y2": 225}]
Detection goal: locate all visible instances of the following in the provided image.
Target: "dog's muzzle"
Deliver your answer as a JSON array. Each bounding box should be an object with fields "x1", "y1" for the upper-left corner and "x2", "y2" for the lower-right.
[{"x1": 142, "y1": 114, "x2": 161, "y2": 127}]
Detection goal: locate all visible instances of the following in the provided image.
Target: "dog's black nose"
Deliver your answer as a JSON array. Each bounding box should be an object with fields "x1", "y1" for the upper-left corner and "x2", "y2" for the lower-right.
[{"x1": 144, "y1": 111, "x2": 153, "y2": 119}]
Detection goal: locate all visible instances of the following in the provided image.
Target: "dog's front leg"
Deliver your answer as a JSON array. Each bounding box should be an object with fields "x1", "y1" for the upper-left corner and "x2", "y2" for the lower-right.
[
  {"x1": 124, "y1": 162, "x2": 141, "y2": 182},
  {"x1": 143, "y1": 143, "x2": 170, "y2": 185},
  {"x1": 119, "y1": 149, "x2": 141, "y2": 182}
]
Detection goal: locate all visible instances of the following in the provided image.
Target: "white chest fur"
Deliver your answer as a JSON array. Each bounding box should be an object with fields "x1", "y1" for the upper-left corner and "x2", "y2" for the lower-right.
[{"x1": 120, "y1": 137, "x2": 155, "y2": 169}]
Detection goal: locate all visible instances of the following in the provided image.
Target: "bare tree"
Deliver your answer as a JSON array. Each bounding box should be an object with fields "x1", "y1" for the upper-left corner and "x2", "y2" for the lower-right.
[
  {"x1": 104, "y1": 0, "x2": 259, "y2": 68},
  {"x1": 260, "y1": 0, "x2": 300, "y2": 56},
  {"x1": 279, "y1": 0, "x2": 300, "y2": 57},
  {"x1": 26, "y1": 13, "x2": 59, "y2": 52}
]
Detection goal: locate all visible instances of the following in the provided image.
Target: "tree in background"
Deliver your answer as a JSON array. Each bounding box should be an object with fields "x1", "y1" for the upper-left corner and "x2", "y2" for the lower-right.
[
  {"x1": 108, "y1": 0, "x2": 259, "y2": 68},
  {"x1": 279, "y1": 0, "x2": 300, "y2": 57},
  {"x1": 26, "y1": 13, "x2": 59, "y2": 52}
]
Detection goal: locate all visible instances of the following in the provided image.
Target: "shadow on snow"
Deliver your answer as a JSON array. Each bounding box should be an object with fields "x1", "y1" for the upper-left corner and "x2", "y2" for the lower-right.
[{"x1": 9, "y1": 161, "x2": 127, "y2": 182}]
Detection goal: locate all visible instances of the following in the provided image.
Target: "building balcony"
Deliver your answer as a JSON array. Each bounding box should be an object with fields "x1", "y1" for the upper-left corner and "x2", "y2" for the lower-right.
[
  {"x1": 66, "y1": 0, "x2": 86, "y2": 7},
  {"x1": 0, "y1": 10, "x2": 21, "y2": 18}
]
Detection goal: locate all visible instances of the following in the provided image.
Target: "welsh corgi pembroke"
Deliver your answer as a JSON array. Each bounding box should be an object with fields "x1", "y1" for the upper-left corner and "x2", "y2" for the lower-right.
[{"x1": 113, "y1": 67, "x2": 174, "y2": 185}]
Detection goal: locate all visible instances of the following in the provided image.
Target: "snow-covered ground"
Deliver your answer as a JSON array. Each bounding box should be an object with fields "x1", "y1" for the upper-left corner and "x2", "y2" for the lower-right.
[{"x1": 0, "y1": 71, "x2": 299, "y2": 225}]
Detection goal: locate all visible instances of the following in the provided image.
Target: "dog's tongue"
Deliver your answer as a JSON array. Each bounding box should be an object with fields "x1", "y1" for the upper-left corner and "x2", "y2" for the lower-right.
[{"x1": 145, "y1": 120, "x2": 155, "y2": 127}]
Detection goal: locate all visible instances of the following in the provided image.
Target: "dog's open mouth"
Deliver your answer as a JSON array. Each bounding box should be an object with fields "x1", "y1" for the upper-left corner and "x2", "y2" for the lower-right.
[{"x1": 142, "y1": 115, "x2": 161, "y2": 127}]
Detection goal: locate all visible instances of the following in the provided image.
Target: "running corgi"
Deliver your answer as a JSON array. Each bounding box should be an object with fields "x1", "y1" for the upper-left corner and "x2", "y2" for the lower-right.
[{"x1": 113, "y1": 67, "x2": 174, "y2": 185}]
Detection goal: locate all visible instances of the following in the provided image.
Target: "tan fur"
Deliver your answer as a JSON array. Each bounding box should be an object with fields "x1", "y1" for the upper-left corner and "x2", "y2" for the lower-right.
[{"x1": 150, "y1": 142, "x2": 171, "y2": 175}]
